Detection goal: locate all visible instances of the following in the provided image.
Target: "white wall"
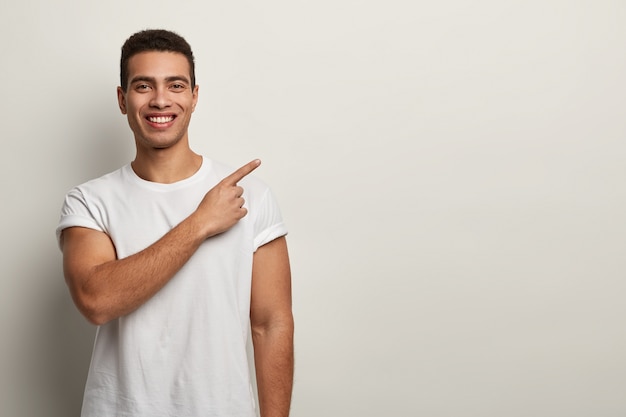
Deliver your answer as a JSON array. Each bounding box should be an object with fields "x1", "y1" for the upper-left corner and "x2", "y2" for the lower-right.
[{"x1": 2, "y1": 1, "x2": 626, "y2": 416}]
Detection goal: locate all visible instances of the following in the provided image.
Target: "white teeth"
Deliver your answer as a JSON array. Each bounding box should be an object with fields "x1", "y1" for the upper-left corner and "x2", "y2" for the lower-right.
[{"x1": 148, "y1": 116, "x2": 174, "y2": 123}]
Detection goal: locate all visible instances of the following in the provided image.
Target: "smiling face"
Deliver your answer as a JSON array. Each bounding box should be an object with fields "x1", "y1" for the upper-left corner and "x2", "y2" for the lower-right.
[{"x1": 117, "y1": 51, "x2": 199, "y2": 152}]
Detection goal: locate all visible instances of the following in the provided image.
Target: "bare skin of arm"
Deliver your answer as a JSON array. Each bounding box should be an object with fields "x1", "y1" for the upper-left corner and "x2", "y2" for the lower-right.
[
  {"x1": 251, "y1": 236, "x2": 294, "y2": 417},
  {"x1": 61, "y1": 160, "x2": 260, "y2": 325}
]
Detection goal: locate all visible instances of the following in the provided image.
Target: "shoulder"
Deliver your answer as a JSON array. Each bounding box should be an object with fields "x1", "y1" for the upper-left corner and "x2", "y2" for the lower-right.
[
  {"x1": 70, "y1": 166, "x2": 128, "y2": 196},
  {"x1": 61, "y1": 166, "x2": 131, "y2": 215}
]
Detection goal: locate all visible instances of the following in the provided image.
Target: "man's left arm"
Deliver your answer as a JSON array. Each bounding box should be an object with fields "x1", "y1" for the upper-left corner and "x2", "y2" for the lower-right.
[{"x1": 250, "y1": 236, "x2": 294, "y2": 417}]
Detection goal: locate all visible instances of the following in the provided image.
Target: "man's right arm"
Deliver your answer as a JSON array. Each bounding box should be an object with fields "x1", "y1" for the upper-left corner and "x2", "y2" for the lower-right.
[{"x1": 61, "y1": 159, "x2": 260, "y2": 325}]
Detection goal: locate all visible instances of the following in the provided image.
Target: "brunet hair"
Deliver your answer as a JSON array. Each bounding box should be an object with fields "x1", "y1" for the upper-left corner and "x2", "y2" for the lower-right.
[{"x1": 120, "y1": 29, "x2": 196, "y2": 91}]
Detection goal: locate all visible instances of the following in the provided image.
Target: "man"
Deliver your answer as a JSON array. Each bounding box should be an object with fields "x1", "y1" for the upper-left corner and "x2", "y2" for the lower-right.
[{"x1": 56, "y1": 29, "x2": 293, "y2": 417}]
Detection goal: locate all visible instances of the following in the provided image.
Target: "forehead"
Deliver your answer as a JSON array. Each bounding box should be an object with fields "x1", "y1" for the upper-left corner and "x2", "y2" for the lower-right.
[{"x1": 126, "y1": 51, "x2": 191, "y2": 81}]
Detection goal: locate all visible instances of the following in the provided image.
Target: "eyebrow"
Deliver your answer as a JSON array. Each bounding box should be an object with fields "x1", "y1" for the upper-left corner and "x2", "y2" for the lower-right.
[{"x1": 129, "y1": 75, "x2": 191, "y2": 85}]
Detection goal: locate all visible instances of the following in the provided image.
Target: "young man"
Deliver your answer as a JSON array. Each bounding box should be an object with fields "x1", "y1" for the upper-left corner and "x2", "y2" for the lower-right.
[{"x1": 56, "y1": 29, "x2": 293, "y2": 417}]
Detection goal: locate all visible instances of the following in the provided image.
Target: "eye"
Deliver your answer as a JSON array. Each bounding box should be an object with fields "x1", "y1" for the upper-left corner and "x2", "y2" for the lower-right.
[
  {"x1": 135, "y1": 83, "x2": 151, "y2": 91},
  {"x1": 170, "y1": 83, "x2": 186, "y2": 91}
]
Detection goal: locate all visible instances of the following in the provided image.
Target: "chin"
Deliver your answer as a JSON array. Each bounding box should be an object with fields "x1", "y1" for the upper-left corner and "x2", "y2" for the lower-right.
[{"x1": 139, "y1": 135, "x2": 184, "y2": 150}]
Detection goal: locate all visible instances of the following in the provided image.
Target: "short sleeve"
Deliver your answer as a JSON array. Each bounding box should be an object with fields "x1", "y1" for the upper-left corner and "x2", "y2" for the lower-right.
[
  {"x1": 55, "y1": 188, "x2": 105, "y2": 249},
  {"x1": 253, "y1": 188, "x2": 288, "y2": 251}
]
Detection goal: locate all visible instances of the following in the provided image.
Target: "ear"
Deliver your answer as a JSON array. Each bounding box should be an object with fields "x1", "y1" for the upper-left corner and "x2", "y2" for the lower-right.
[
  {"x1": 192, "y1": 85, "x2": 199, "y2": 112},
  {"x1": 117, "y1": 86, "x2": 127, "y2": 115}
]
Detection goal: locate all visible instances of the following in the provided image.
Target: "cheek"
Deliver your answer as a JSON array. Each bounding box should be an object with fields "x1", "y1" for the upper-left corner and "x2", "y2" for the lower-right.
[{"x1": 125, "y1": 97, "x2": 144, "y2": 112}]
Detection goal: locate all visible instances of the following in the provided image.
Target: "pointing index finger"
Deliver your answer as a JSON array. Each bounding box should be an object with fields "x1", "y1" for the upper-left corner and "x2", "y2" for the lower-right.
[{"x1": 223, "y1": 159, "x2": 261, "y2": 185}]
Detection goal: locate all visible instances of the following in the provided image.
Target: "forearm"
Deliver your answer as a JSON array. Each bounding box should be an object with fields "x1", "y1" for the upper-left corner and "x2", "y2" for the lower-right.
[
  {"x1": 252, "y1": 318, "x2": 295, "y2": 417},
  {"x1": 72, "y1": 214, "x2": 206, "y2": 324}
]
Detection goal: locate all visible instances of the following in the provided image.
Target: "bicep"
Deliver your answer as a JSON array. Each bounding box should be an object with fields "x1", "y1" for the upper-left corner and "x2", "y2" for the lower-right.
[
  {"x1": 61, "y1": 226, "x2": 117, "y2": 288},
  {"x1": 250, "y1": 236, "x2": 293, "y2": 327}
]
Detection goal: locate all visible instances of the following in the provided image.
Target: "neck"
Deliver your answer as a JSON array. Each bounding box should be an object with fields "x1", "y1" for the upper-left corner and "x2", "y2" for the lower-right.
[{"x1": 131, "y1": 145, "x2": 203, "y2": 184}]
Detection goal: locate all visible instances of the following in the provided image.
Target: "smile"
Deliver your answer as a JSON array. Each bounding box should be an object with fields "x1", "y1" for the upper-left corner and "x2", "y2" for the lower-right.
[{"x1": 147, "y1": 116, "x2": 175, "y2": 124}]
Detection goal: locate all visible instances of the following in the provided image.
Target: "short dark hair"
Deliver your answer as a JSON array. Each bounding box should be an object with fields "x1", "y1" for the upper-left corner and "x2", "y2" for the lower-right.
[{"x1": 120, "y1": 29, "x2": 195, "y2": 91}]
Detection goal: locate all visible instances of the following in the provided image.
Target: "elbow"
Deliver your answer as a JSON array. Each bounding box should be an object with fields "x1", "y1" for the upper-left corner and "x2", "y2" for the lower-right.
[
  {"x1": 65, "y1": 270, "x2": 118, "y2": 326},
  {"x1": 70, "y1": 289, "x2": 114, "y2": 326},
  {"x1": 251, "y1": 312, "x2": 294, "y2": 340},
  {"x1": 83, "y1": 310, "x2": 111, "y2": 326}
]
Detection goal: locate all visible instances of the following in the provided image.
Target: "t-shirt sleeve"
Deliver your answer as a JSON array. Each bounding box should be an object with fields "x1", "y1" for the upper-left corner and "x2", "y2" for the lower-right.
[
  {"x1": 55, "y1": 188, "x2": 105, "y2": 249},
  {"x1": 253, "y1": 187, "x2": 288, "y2": 251}
]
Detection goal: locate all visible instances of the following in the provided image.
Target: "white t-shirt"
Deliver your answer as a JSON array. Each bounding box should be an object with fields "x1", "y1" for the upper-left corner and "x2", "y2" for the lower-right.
[{"x1": 56, "y1": 157, "x2": 287, "y2": 417}]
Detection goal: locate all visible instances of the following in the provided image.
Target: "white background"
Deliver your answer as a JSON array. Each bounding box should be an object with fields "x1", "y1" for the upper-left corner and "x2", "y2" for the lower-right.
[{"x1": 2, "y1": 1, "x2": 626, "y2": 416}]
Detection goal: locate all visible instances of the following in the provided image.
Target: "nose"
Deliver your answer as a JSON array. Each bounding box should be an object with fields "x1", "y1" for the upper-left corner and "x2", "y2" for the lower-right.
[{"x1": 149, "y1": 86, "x2": 171, "y2": 109}]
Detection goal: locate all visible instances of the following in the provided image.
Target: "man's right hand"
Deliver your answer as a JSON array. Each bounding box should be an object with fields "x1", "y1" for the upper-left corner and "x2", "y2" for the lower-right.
[{"x1": 194, "y1": 159, "x2": 261, "y2": 238}]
